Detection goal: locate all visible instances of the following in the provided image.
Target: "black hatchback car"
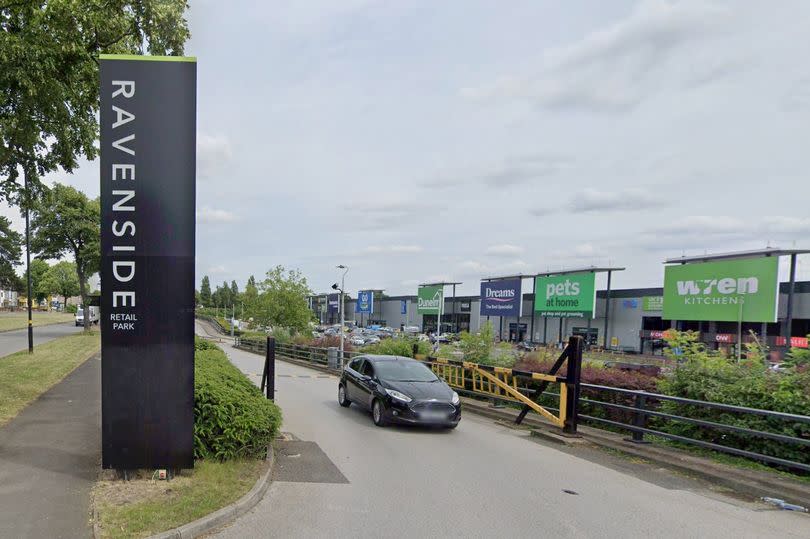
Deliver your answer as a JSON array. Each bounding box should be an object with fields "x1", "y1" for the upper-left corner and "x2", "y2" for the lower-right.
[{"x1": 339, "y1": 355, "x2": 461, "y2": 428}]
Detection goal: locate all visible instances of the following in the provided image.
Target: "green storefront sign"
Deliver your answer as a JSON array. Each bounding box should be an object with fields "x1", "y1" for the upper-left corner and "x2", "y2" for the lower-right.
[
  {"x1": 643, "y1": 296, "x2": 664, "y2": 312},
  {"x1": 534, "y1": 273, "x2": 596, "y2": 318},
  {"x1": 417, "y1": 285, "x2": 443, "y2": 315},
  {"x1": 663, "y1": 257, "x2": 778, "y2": 322}
]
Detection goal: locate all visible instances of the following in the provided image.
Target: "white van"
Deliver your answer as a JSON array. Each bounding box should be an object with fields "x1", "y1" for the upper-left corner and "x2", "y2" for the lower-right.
[{"x1": 75, "y1": 305, "x2": 99, "y2": 326}]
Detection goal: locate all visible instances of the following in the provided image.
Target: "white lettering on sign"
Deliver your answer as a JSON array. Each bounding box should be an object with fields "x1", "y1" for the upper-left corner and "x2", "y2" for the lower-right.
[
  {"x1": 676, "y1": 277, "x2": 759, "y2": 296},
  {"x1": 109, "y1": 79, "x2": 137, "y2": 329}
]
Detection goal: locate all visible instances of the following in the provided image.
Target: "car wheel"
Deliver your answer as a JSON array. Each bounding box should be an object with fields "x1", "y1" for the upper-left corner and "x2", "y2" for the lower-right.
[
  {"x1": 338, "y1": 384, "x2": 351, "y2": 407},
  {"x1": 372, "y1": 399, "x2": 388, "y2": 427}
]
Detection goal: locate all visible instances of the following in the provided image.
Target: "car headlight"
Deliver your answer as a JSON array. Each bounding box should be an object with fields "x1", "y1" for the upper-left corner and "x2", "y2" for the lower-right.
[
  {"x1": 385, "y1": 389, "x2": 412, "y2": 403},
  {"x1": 451, "y1": 391, "x2": 460, "y2": 405}
]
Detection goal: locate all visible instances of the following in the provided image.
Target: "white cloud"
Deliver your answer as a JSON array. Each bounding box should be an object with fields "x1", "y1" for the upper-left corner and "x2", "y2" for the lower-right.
[
  {"x1": 456, "y1": 259, "x2": 529, "y2": 279},
  {"x1": 207, "y1": 265, "x2": 228, "y2": 275},
  {"x1": 664, "y1": 215, "x2": 746, "y2": 235},
  {"x1": 197, "y1": 133, "x2": 233, "y2": 179},
  {"x1": 462, "y1": 0, "x2": 728, "y2": 111},
  {"x1": 342, "y1": 198, "x2": 435, "y2": 230},
  {"x1": 358, "y1": 245, "x2": 424, "y2": 255},
  {"x1": 761, "y1": 216, "x2": 810, "y2": 235},
  {"x1": 570, "y1": 187, "x2": 665, "y2": 212},
  {"x1": 485, "y1": 244, "x2": 524, "y2": 257},
  {"x1": 197, "y1": 206, "x2": 239, "y2": 223}
]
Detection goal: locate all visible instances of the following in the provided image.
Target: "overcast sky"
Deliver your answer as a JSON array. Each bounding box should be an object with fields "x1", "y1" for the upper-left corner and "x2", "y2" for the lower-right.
[{"x1": 9, "y1": 0, "x2": 810, "y2": 296}]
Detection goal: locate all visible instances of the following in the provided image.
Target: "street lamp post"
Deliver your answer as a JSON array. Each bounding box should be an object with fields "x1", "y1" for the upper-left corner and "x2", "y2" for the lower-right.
[{"x1": 333, "y1": 265, "x2": 349, "y2": 362}]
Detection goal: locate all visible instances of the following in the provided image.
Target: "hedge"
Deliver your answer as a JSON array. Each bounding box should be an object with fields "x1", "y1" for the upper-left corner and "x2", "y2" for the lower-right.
[
  {"x1": 656, "y1": 356, "x2": 810, "y2": 468},
  {"x1": 194, "y1": 338, "x2": 281, "y2": 460}
]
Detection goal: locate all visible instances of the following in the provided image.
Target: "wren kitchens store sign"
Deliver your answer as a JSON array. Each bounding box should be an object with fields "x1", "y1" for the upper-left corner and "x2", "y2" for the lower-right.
[
  {"x1": 417, "y1": 285, "x2": 443, "y2": 315},
  {"x1": 100, "y1": 55, "x2": 196, "y2": 469},
  {"x1": 534, "y1": 272, "x2": 596, "y2": 318},
  {"x1": 663, "y1": 257, "x2": 779, "y2": 323}
]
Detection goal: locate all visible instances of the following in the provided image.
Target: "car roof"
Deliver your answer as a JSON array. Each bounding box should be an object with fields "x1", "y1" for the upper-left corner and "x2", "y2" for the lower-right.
[{"x1": 364, "y1": 355, "x2": 414, "y2": 363}]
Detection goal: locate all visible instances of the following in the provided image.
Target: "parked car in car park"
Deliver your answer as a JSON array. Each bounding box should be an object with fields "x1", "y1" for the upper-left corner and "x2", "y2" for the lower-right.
[{"x1": 339, "y1": 355, "x2": 461, "y2": 428}]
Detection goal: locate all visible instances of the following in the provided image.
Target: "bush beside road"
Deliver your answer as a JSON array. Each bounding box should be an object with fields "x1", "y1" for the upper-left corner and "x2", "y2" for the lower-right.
[
  {"x1": 92, "y1": 339, "x2": 281, "y2": 539},
  {"x1": 0, "y1": 331, "x2": 100, "y2": 426}
]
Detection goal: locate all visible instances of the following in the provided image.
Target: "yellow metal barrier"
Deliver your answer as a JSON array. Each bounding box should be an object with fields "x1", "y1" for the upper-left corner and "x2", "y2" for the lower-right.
[{"x1": 427, "y1": 359, "x2": 568, "y2": 428}]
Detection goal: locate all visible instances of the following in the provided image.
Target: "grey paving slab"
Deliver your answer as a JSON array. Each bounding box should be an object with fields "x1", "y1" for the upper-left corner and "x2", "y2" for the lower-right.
[{"x1": 0, "y1": 355, "x2": 100, "y2": 539}]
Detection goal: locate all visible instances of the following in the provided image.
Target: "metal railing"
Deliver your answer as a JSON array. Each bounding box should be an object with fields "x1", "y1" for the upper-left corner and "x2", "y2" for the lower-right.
[
  {"x1": 576, "y1": 384, "x2": 810, "y2": 473},
  {"x1": 233, "y1": 335, "x2": 810, "y2": 473},
  {"x1": 234, "y1": 336, "x2": 360, "y2": 367}
]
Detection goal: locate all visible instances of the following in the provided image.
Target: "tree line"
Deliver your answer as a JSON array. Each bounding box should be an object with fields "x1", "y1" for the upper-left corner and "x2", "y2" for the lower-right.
[{"x1": 197, "y1": 266, "x2": 314, "y2": 334}]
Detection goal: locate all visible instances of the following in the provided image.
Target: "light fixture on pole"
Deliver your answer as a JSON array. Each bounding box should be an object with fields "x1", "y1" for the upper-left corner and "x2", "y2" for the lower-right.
[{"x1": 333, "y1": 264, "x2": 349, "y2": 362}]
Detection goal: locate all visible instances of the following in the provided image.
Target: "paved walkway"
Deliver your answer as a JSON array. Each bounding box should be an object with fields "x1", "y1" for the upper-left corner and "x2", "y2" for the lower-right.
[
  {"x1": 0, "y1": 323, "x2": 83, "y2": 358},
  {"x1": 0, "y1": 354, "x2": 100, "y2": 538}
]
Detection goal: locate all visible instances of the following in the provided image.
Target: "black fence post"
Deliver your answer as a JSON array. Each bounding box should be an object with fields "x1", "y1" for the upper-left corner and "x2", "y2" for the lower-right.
[
  {"x1": 260, "y1": 337, "x2": 276, "y2": 401},
  {"x1": 627, "y1": 393, "x2": 650, "y2": 443},
  {"x1": 563, "y1": 335, "x2": 583, "y2": 435}
]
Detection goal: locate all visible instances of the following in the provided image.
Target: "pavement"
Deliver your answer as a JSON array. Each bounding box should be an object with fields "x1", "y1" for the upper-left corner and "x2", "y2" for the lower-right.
[
  {"x1": 0, "y1": 353, "x2": 100, "y2": 539},
  {"x1": 200, "y1": 329, "x2": 809, "y2": 539},
  {"x1": 0, "y1": 323, "x2": 83, "y2": 357}
]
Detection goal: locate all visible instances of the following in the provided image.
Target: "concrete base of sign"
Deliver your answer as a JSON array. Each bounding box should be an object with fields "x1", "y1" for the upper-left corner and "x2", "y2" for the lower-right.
[{"x1": 93, "y1": 444, "x2": 276, "y2": 539}]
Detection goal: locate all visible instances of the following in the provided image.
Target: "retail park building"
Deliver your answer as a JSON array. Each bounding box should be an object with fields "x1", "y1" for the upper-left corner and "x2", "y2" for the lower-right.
[{"x1": 310, "y1": 249, "x2": 810, "y2": 355}]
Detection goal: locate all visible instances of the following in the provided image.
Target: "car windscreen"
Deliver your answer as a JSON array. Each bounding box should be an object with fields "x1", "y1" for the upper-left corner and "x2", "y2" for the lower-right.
[{"x1": 373, "y1": 360, "x2": 438, "y2": 382}]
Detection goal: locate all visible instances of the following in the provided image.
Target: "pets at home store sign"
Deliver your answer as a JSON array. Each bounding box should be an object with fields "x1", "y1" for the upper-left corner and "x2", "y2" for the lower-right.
[
  {"x1": 534, "y1": 273, "x2": 596, "y2": 318},
  {"x1": 100, "y1": 55, "x2": 196, "y2": 470},
  {"x1": 662, "y1": 257, "x2": 778, "y2": 322}
]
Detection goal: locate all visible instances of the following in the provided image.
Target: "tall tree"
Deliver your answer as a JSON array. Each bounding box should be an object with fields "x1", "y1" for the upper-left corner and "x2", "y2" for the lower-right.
[
  {"x1": 230, "y1": 280, "x2": 239, "y2": 300},
  {"x1": 31, "y1": 184, "x2": 99, "y2": 331},
  {"x1": 25, "y1": 258, "x2": 50, "y2": 305},
  {"x1": 1, "y1": 1, "x2": 191, "y2": 348},
  {"x1": 220, "y1": 281, "x2": 231, "y2": 309},
  {"x1": 243, "y1": 275, "x2": 259, "y2": 316},
  {"x1": 200, "y1": 275, "x2": 212, "y2": 307},
  {"x1": 38, "y1": 260, "x2": 80, "y2": 308},
  {"x1": 253, "y1": 266, "x2": 313, "y2": 333},
  {"x1": 0, "y1": 216, "x2": 22, "y2": 290}
]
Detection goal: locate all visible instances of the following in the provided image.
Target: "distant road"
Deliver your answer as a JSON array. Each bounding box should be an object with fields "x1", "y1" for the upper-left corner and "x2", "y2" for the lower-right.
[{"x1": 0, "y1": 324, "x2": 83, "y2": 358}]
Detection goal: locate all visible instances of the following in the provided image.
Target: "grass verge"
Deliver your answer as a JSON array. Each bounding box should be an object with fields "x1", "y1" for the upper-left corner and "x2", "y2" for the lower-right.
[
  {"x1": 93, "y1": 458, "x2": 266, "y2": 539},
  {"x1": 0, "y1": 331, "x2": 100, "y2": 426},
  {"x1": 0, "y1": 311, "x2": 75, "y2": 332}
]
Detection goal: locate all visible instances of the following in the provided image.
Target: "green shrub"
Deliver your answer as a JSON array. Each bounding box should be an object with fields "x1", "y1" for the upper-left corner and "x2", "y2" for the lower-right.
[
  {"x1": 363, "y1": 338, "x2": 426, "y2": 358},
  {"x1": 458, "y1": 322, "x2": 494, "y2": 364},
  {"x1": 658, "y1": 330, "x2": 810, "y2": 468},
  {"x1": 194, "y1": 345, "x2": 281, "y2": 461},
  {"x1": 784, "y1": 340, "x2": 810, "y2": 370},
  {"x1": 65, "y1": 304, "x2": 78, "y2": 313},
  {"x1": 269, "y1": 326, "x2": 292, "y2": 344},
  {"x1": 194, "y1": 336, "x2": 217, "y2": 351}
]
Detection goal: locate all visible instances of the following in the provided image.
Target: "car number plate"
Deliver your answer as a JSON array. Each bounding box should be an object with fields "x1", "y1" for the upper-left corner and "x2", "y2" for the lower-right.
[{"x1": 420, "y1": 411, "x2": 447, "y2": 421}]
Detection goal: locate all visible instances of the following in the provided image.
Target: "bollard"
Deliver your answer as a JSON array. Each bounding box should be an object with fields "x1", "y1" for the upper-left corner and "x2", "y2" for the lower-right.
[
  {"x1": 327, "y1": 347, "x2": 339, "y2": 370},
  {"x1": 562, "y1": 336, "x2": 583, "y2": 435},
  {"x1": 260, "y1": 337, "x2": 275, "y2": 401},
  {"x1": 626, "y1": 393, "x2": 650, "y2": 443}
]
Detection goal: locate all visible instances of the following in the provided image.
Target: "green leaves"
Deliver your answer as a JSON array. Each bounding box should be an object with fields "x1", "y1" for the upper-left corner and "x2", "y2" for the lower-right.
[
  {"x1": 658, "y1": 331, "x2": 810, "y2": 467},
  {"x1": 0, "y1": 1, "x2": 190, "y2": 202},
  {"x1": 193, "y1": 340, "x2": 282, "y2": 461},
  {"x1": 250, "y1": 265, "x2": 314, "y2": 333},
  {"x1": 38, "y1": 260, "x2": 80, "y2": 303}
]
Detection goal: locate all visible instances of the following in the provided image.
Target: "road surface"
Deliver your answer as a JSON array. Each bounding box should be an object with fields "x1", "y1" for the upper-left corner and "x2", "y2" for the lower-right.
[
  {"x1": 0, "y1": 324, "x2": 83, "y2": 358},
  {"x1": 195, "y1": 323, "x2": 808, "y2": 538}
]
